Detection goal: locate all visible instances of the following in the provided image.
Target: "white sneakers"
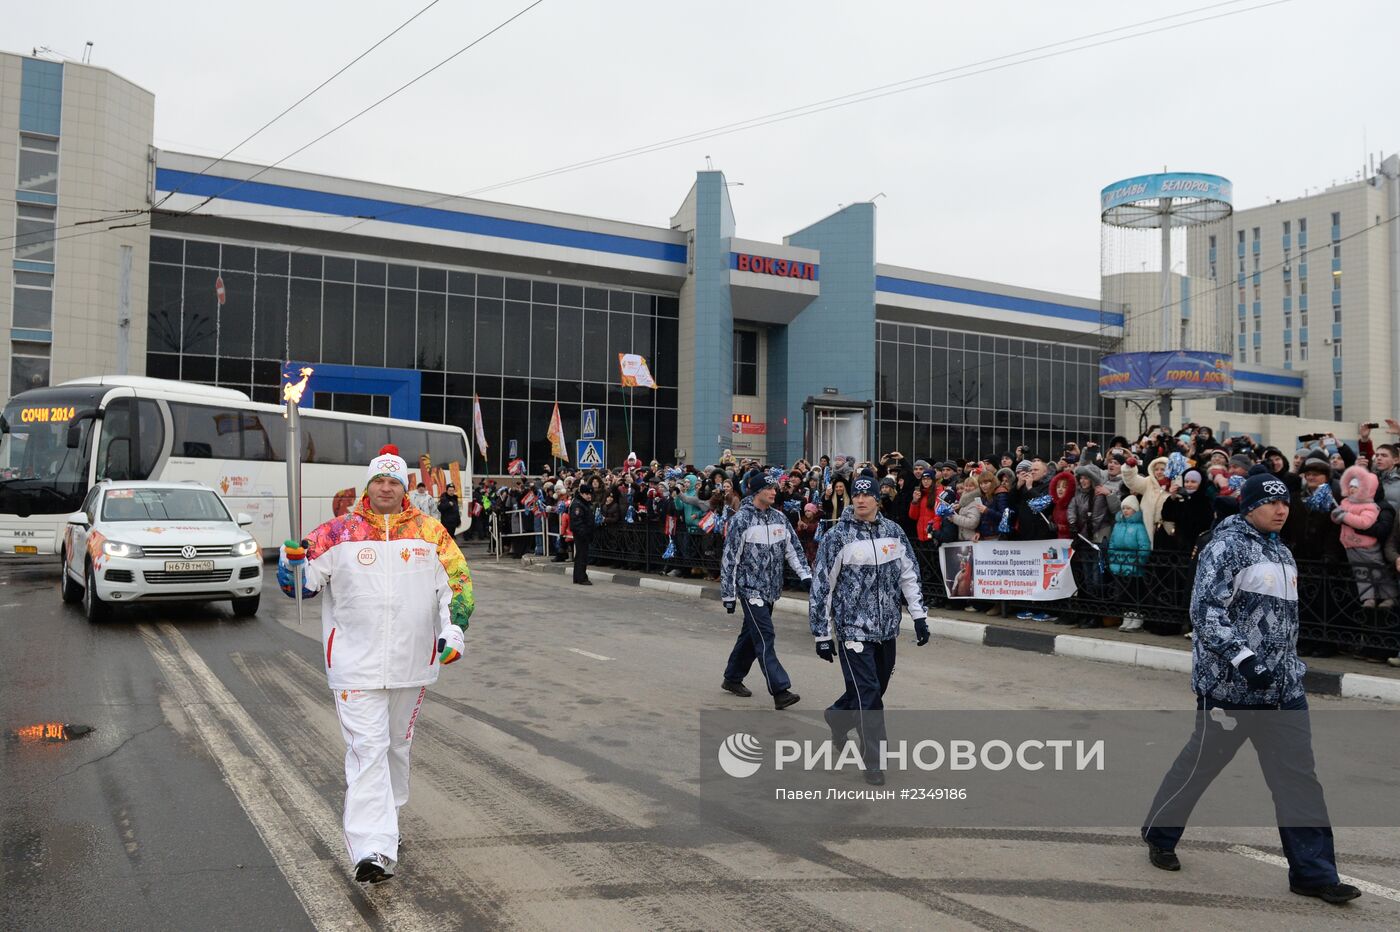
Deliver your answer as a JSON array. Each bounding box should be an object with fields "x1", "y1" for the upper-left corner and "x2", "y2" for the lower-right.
[{"x1": 1119, "y1": 613, "x2": 1144, "y2": 632}]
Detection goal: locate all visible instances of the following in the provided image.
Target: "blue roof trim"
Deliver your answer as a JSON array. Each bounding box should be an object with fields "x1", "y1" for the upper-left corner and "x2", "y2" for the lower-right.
[
  {"x1": 1235, "y1": 369, "x2": 1304, "y2": 388},
  {"x1": 876, "y1": 275, "x2": 1119, "y2": 327},
  {"x1": 155, "y1": 168, "x2": 687, "y2": 265}
]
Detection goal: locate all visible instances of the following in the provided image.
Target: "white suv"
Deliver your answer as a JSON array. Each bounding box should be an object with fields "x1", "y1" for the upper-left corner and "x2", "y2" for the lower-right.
[{"x1": 60, "y1": 481, "x2": 263, "y2": 621}]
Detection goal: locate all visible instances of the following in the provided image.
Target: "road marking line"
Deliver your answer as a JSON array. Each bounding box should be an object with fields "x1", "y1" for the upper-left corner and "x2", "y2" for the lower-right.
[
  {"x1": 568, "y1": 648, "x2": 613, "y2": 661},
  {"x1": 1228, "y1": 844, "x2": 1400, "y2": 902},
  {"x1": 137, "y1": 625, "x2": 370, "y2": 932},
  {"x1": 147, "y1": 623, "x2": 451, "y2": 931}
]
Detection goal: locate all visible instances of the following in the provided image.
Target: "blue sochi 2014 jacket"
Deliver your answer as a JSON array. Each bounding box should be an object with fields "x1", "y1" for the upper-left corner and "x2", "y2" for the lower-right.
[
  {"x1": 809, "y1": 507, "x2": 927, "y2": 643},
  {"x1": 720, "y1": 499, "x2": 811, "y2": 605},
  {"x1": 1190, "y1": 513, "x2": 1306, "y2": 705}
]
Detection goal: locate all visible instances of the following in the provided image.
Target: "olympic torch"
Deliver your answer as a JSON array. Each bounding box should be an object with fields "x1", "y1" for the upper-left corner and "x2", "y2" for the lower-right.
[{"x1": 283, "y1": 364, "x2": 313, "y2": 625}]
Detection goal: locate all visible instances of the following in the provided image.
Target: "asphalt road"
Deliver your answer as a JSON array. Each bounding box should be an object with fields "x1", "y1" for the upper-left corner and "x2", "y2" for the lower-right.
[{"x1": 4, "y1": 547, "x2": 1400, "y2": 931}]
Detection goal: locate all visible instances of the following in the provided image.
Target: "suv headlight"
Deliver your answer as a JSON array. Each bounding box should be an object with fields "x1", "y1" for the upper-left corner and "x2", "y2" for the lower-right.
[
  {"x1": 234, "y1": 539, "x2": 260, "y2": 557},
  {"x1": 102, "y1": 540, "x2": 143, "y2": 558}
]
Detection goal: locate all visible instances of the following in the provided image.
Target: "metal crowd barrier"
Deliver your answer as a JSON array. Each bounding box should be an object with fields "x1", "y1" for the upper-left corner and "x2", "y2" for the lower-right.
[
  {"x1": 489, "y1": 507, "x2": 562, "y2": 564},
  {"x1": 584, "y1": 523, "x2": 1400, "y2": 653}
]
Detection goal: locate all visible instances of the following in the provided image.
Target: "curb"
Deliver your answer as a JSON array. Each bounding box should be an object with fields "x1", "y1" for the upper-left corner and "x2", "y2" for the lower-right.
[{"x1": 518, "y1": 558, "x2": 1400, "y2": 705}]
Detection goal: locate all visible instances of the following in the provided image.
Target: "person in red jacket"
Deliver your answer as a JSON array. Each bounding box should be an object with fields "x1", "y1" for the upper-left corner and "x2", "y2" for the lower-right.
[
  {"x1": 1049, "y1": 469, "x2": 1076, "y2": 539},
  {"x1": 907, "y1": 472, "x2": 943, "y2": 542}
]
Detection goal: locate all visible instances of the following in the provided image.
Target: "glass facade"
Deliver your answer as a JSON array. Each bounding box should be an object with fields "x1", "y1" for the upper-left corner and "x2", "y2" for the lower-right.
[
  {"x1": 875, "y1": 321, "x2": 1114, "y2": 462},
  {"x1": 1216, "y1": 391, "x2": 1301, "y2": 417},
  {"x1": 145, "y1": 235, "x2": 680, "y2": 473}
]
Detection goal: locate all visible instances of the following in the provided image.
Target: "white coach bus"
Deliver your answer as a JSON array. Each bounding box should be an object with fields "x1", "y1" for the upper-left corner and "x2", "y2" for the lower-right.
[{"x1": 0, "y1": 376, "x2": 472, "y2": 556}]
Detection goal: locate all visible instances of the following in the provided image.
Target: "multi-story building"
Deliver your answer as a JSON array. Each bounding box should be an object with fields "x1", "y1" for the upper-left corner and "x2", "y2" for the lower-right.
[{"x1": 0, "y1": 51, "x2": 154, "y2": 397}]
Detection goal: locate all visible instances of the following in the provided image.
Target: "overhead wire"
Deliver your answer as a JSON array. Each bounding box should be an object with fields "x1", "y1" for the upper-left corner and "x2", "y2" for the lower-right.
[{"x1": 151, "y1": 0, "x2": 447, "y2": 210}]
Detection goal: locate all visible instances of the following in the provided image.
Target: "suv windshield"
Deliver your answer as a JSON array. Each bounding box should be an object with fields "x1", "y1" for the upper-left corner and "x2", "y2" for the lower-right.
[{"x1": 102, "y1": 488, "x2": 231, "y2": 523}]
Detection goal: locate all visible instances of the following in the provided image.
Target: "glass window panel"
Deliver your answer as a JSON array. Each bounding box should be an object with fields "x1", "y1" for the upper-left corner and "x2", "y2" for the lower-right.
[
  {"x1": 186, "y1": 240, "x2": 219, "y2": 268},
  {"x1": 417, "y1": 292, "x2": 446, "y2": 371},
  {"x1": 447, "y1": 271, "x2": 474, "y2": 295},
  {"x1": 217, "y1": 356, "x2": 251, "y2": 387},
  {"x1": 475, "y1": 298, "x2": 503, "y2": 375},
  {"x1": 321, "y1": 282, "x2": 354, "y2": 364},
  {"x1": 354, "y1": 286, "x2": 386, "y2": 367},
  {"x1": 634, "y1": 294, "x2": 656, "y2": 318},
  {"x1": 477, "y1": 275, "x2": 503, "y2": 298},
  {"x1": 557, "y1": 305, "x2": 582, "y2": 381},
  {"x1": 150, "y1": 236, "x2": 184, "y2": 265},
  {"x1": 10, "y1": 281, "x2": 50, "y2": 331},
  {"x1": 502, "y1": 378, "x2": 528, "y2": 402},
  {"x1": 554, "y1": 381, "x2": 580, "y2": 404},
  {"x1": 17, "y1": 142, "x2": 57, "y2": 193},
  {"x1": 584, "y1": 288, "x2": 609, "y2": 310},
  {"x1": 532, "y1": 280, "x2": 558, "y2": 304},
  {"x1": 657, "y1": 296, "x2": 678, "y2": 318},
  {"x1": 256, "y1": 249, "x2": 289, "y2": 276},
  {"x1": 609, "y1": 291, "x2": 632, "y2": 313},
  {"x1": 583, "y1": 310, "x2": 608, "y2": 382},
  {"x1": 503, "y1": 301, "x2": 530, "y2": 377},
  {"x1": 655, "y1": 408, "x2": 677, "y2": 459},
  {"x1": 608, "y1": 312, "x2": 632, "y2": 376},
  {"x1": 915, "y1": 346, "x2": 931, "y2": 406},
  {"x1": 504, "y1": 278, "x2": 530, "y2": 301},
  {"x1": 1037, "y1": 359, "x2": 1054, "y2": 412},
  {"x1": 387, "y1": 264, "x2": 415, "y2": 289},
  {"x1": 215, "y1": 272, "x2": 253, "y2": 359},
  {"x1": 346, "y1": 420, "x2": 391, "y2": 465},
  {"x1": 500, "y1": 400, "x2": 528, "y2": 470},
  {"x1": 877, "y1": 343, "x2": 895, "y2": 402},
  {"x1": 253, "y1": 274, "x2": 288, "y2": 359},
  {"x1": 288, "y1": 278, "x2": 322, "y2": 361},
  {"x1": 385, "y1": 288, "x2": 416, "y2": 368},
  {"x1": 531, "y1": 305, "x2": 557, "y2": 379},
  {"x1": 290, "y1": 252, "x2": 322, "y2": 278},
  {"x1": 418, "y1": 266, "x2": 446, "y2": 292},
  {"x1": 146, "y1": 352, "x2": 179, "y2": 380},
  {"x1": 558, "y1": 284, "x2": 582, "y2": 307},
  {"x1": 632, "y1": 311, "x2": 653, "y2": 360},
  {"x1": 181, "y1": 267, "x2": 218, "y2": 354},
  {"x1": 14, "y1": 203, "x2": 55, "y2": 261},
  {"x1": 897, "y1": 344, "x2": 915, "y2": 403},
  {"x1": 654, "y1": 316, "x2": 678, "y2": 387},
  {"x1": 446, "y1": 295, "x2": 473, "y2": 373},
  {"x1": 180, "y1": 355, "x2": 215, "y2": 383},
  {"x1": 356, "y1": 260, "x2": 385, "y2": 285},
  {"x1": 220, "y1": 244, "x2": 254, "y2": 272}
]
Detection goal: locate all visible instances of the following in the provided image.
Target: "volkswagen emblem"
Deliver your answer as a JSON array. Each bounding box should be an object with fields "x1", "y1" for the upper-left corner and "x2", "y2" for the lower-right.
[{"x1": 181, "y1": 545, "x2": 198, "y2": 559}]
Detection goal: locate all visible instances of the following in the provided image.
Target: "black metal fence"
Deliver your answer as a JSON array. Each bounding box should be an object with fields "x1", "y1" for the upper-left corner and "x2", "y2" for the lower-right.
[{"x1": 585, "y1": 524, "x2": 1400, "y2": 653}]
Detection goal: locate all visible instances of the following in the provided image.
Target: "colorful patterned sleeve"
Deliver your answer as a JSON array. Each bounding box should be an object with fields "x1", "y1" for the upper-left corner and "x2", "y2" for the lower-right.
[{"x1": 428, "y1": 520, "x2": 475, "y2": 631}]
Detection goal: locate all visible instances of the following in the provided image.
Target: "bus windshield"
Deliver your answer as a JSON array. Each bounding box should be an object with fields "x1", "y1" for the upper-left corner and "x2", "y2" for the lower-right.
[{"x1": 0, "y1": 387, "x2": 102, "y2": 516}]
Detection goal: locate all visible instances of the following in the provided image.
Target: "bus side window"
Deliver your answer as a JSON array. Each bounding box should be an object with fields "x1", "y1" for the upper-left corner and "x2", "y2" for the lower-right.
[
  {"x1": 428, "y1": 428, "x2": 468, "y2": 471},
  {"x1": 135, "y1": 400, "x2": 164, "y2": 479},
  {"x1": 98, "y1": 398, "x2": 133, "y2": 480},
  {"x1": 346, "y1": 422, "x2": 390, "y2": 467},
  {"x1": 302, "y1": 417, "x2": 347, "y2": 465},
  {"x1": 389, "y1": 427, "x2": 428, "y2": 472},
  {"x1": 168, "y1": 402, "x2": 241, "y2": 459},
  {"x1": 242, "y1": 411, "x2": 278, "y2": 462}
]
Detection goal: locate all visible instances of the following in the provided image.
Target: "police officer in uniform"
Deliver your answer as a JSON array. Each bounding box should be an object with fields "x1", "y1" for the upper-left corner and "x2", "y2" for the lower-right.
[
  {"x1": 809, "y1": 470, "x2": 930, "y2": 785},
  {"x1": 568, "y1": 483, "x2": 596, "y2": 585},
  {"x1": 720, "y1": 470, "x2": 811, "y2": 709}
]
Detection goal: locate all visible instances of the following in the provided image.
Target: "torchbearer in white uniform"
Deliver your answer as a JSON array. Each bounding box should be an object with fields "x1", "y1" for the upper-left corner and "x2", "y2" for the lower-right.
[{"x1": 279, "y1": 444, "x2": 474, "y2": 884}]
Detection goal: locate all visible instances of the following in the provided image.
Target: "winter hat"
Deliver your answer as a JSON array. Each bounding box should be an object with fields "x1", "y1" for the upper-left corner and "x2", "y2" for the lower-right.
[
  {"x1": 914, "y1": 459, "x2": 932, "y2": 471},
  {"x1": 1239, "y1": 472, "x2": 1291, "y2": 514},
  {"x1": 1229, "y1": 454, "x2": 1254, "y2": 472},
  {"x1": 367, "y1": 444, "x2": 410, "y2": 490},
  {"x1": 851, "y1": 470, "x2": 879, "y2": 499},
  {"x1": 1015, "y1": 460, "x2": 1033, "y2": 473},
  {"x1": 880, "y1": 475, "x2": 898, "y2": 490},
  {"x1": 1183, "y1": 470, "x2": 1202, "y2": 484},
  {"x1": 803, "y1": 503, "x2": 820, "y2": 517},
  {"x1": 1120, "y1": 494, "x2": 1140, "y2": 513},
  {"x1": 1299, "y1": 457, "x2": 1332, "y2": 477},
  {"x1": 741, "y1": 469, "x2": 779, "y2": 497}
]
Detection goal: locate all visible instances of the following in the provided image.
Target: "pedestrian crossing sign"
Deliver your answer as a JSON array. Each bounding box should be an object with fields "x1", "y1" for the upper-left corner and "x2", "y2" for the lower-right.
[
  {"x1": 581, "y1": 408, "x2": 598, "y2": 440},
  {"x1": 576, "y1": 439, "x2": 605, "y2": 468}
]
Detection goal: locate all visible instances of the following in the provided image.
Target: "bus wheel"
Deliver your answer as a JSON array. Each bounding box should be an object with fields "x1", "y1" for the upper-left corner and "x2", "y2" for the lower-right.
[
  {"x1": 84, "y1": 564, "x2": 110, "y2": 623},
  {"x1": 60, "y1": 550, "x2": 83, "y2": 604}
]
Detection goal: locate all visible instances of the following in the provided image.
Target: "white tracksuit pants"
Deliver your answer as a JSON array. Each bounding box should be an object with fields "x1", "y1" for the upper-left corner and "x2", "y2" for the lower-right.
[{"x1": 331, "y1": 685, "x2": 427, "y2": 866}]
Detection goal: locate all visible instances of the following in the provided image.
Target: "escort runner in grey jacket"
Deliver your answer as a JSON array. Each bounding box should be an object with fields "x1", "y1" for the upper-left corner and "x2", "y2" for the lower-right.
[
  {"x1": 721, "y1": 498, "x2": 811, "y2": 605},
  {"x1": 1190, "y1": 513, "x2": 1306, "y2": 705},
  {"x1": 809, "y1": 506, "x2": 927, "y2": 642}
]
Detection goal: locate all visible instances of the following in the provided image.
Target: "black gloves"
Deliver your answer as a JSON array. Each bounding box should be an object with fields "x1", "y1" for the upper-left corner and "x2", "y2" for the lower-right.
[
  {"x1": 815, "y1": 639, "x2": 835, "y2": 663},
  {"x1": 914, "y1": 617, "x2": 930, "y2": 646},
  {"x1": 797, "y1": 577, "x2": 812, "y2": 592},
  {"x1": 1239, "y1": 658, "x2": 1275, "y2": 691},
  {"x1": 723, "y1": 599, "x2": 736, "y2": 614}
]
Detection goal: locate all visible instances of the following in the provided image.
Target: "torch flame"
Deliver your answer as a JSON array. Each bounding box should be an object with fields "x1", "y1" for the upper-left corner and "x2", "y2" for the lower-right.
[{"x1": 283, "y1": 366, "x2": 314, "y2": 405}]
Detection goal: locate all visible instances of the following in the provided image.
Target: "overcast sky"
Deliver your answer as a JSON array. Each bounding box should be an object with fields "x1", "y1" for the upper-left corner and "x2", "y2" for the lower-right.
[{"x1": 14, "y1": 0, "x2": 1397, "y2": 296}]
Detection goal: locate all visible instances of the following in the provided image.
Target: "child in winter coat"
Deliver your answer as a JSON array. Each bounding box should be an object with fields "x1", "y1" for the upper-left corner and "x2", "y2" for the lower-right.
[
  {"x1": 1333, "y1": 465, "x2": 1398, "y2": 608},
  {"x1": 1049, "y1": 470, "x2": 1076, "y2": 539},
  {"x1": 1120, "y1": 456, "x2": 1170, "y2": 550},
  {"x1": 1108, "y1": 495, "x2": 1153, "y2": 631}
]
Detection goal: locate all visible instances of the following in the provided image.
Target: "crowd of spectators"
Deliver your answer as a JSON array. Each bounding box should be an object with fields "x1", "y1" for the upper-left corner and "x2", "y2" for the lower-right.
[{"x1": 462, "y1": 420, "x2": 1400, "y2": 665}]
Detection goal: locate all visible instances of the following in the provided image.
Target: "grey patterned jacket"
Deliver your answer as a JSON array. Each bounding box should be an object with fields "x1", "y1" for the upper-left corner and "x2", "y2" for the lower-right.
[
  {"x1": 1190, "y1": 513, "x2": 1306, "y2": 704},
  {"x1": 809, "y1": 507, "x2": 927, "y2": 642},
  {"x1": 720, "y1": 499, "x2": 811, "y2": 605}
]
